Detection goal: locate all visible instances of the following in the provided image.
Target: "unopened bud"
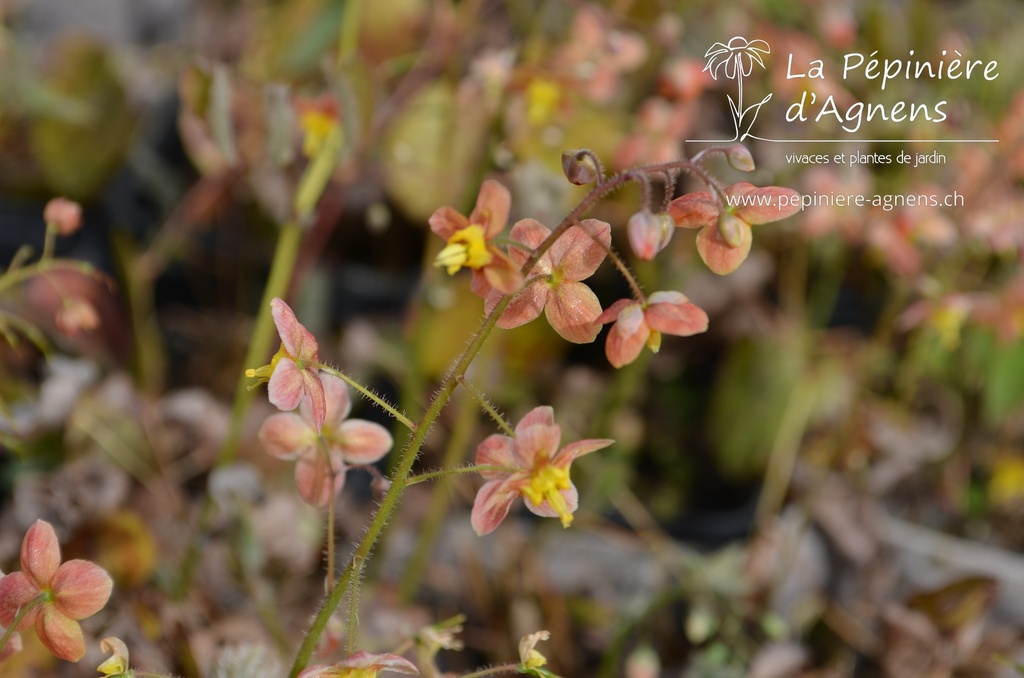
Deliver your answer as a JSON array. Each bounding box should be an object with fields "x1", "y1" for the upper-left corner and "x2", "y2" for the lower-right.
[
  {"x1": 561, "y1": 149, "x2": 599, "y2": 185},
  {"x1": 717, "y1": 211, "x2": 747, "y2": 248},
  {"x1": 371, "y1": 475, "x2": 392, "y2": 499},
  {"x1": 43, "y1": 197, "x2": 83, "y2": 236},
  {"x1": 724, "y1": 143, "x2": 755, "y2": 172},
  {"x1": 627, "y1": 210, "x2": 673, "y2": 261}
]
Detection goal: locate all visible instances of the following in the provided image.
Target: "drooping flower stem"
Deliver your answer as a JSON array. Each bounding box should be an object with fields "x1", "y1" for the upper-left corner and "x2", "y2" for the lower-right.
[
  {"x1": 457, "y1": 376, "x2": 514, "y2": 435},
  {"x1": 287, "y1": 159, "x2": 706, "y2": 677},
  {"x1": 0, "y1": 595, "x2": 40, "y2": 655},
  {"x1": 316, "y1": 363, "x2": 416, "y2": 430}
]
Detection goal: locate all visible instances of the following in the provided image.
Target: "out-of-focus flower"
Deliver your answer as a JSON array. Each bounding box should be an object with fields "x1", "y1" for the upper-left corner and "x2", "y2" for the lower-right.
[
  {"x1": 246, "y1": 298, "x2": 327, "y2": 433},
  {"x1": 471, "y1": 406, "x2": 613, "y2": 535},
  {"x1": 430, "y1": 180, "x2": 524, "y2": 298},
  {"x1": 518, "y1": 630, "x2": 558, "y2": 677},
  {"x1": 43, "y1": 197, "x2": 83, "y2": 236},
  {"x1": 54, "y1": 298, "x2": 100, "y2": 337},
  {"x1": 597, "y1": 291, "x2": 709, "y2": 368},
  {"x1": 669, "y1": 183, "x2": 801, "y2": 275},
  {"x1": 989, "y1": 455, "x2": 1024, "y2": 507},
  {"x1": 97, "y1": 636, "x2": 133, "y2": 677},
  {"x1": 485, "y1": 218, "x2": 610, "y2": 343},
  {"x1": 296, "y1": 95, "x2": 342, "y2": 159},
  {"x1": 615, "y1": 97, "x2": 693, "y2": 168},
  {"x1": 259, "y1": 375, "x2": 393, "y2": 507},
  {"x1": 525, "y1": 77, "x2": 564, "y2": 127},
  {"x1": 297, "y1": 650, "x2": 419, "y2": 677},
  {"x1": 555, "y1": 5, "x2": 647, "y2": 102},
  {"x1": 0, "y1": 520, "x2": 113, "y2": 662},
  {"x1": 0, "y1": 570, "x2": 23, "y2": 663}
]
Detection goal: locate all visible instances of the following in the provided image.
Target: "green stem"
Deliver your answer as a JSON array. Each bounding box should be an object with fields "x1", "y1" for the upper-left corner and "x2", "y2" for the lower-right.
[
  {"x1": 0, "y1": 596, "x2": 42, "y2": 654},
  {"x1": 406, "y1": 464, "x2": 518, "y2": 486},
  {"x1": 0, "y1": 259, "x2": 97, "y2": 296},
  {"x1": 457, "y1": 376, "x2": 514, "y2": 435},
  {"x1": 287, "y1": 161, "x2": 697, "y2": 677},
  {"x1": 317, "y1": 364, "x2": 416, "y2": 430},
  {"x1": 40, "y1": 223, "x2": 56, "y2": 262}
]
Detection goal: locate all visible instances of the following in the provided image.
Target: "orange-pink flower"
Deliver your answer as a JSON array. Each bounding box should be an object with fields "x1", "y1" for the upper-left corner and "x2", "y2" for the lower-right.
[
  {"x1": 247, "y1": 298, "x2": 327, "y2": 433},
  {"x1": 0, "y1": 570, "x2": 22, "y2": 663},
  {"x1": 471, "y1": 406, "x2": 613, "y2": 536},
  {"x1": 430, "y1": 180, "x2": 524, "y2": 298},
  {"x1": 669, "y1": 182, "x2": 801, "y2": 275},
  {"x1": 597, "y1": 291, "x2": 709, "y2": 368},
  {"x1": 485, "y1": 218, "x2": 611, "y2": 343},
  {"x1": 0, "y1": 520, "x2": 112, "y2": 662},
  {"x1": 297, "y1": 650, "x2": 419, "y2": 677},
  {"x1": 259, "y1": 375, "x2": 393, "y2": 507}
]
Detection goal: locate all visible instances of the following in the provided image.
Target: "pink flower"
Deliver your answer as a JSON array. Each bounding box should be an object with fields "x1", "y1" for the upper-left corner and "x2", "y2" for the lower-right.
[
  {"x1": 259, "y1": 375, "x2": 393, "y2": 507},
  {"x1": 669, "y1": 183, "x2": 801, "y2": 275},
  {"x1": 597, "y1": 291, "x2": 709, "y2": 368},
  {"x1": 0, "y1": 520, "x2": 113, "y2": 662},
  {"x1": 44, "y1": 197, "x2": 83, "y2": 236},
  {"x1": 430, "y1": 180, "x2": 524, "y2": 298},
  {"x1": 471, "y1": 406, "x2": 613, "y2": 536},
  {"x1": 626, "y1": 210, "x2": 674, "y2": 261},
  {"x1": 297, "y1": 650, "x2": 419, "y2": 677},
  {"x1": 247, "y1": 298, "x2": 327, "y2": 432},
  {"x1": 0, "y1": 571, "x2": 23, "y2": 663},
  {"x1": 485, "y1": 218, "x2": 610, "y2": 343}
]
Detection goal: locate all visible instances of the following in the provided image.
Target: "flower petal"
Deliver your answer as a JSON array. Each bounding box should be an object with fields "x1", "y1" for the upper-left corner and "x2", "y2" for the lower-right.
[
  {"x1": 495, "y1": 281, "x2": 547, "y2": 330},
  {"x1": 0, "y1": 572, "x2": 41, "y2": 629},
  {"x1": 337, "y1": 649, "x2": 420, "y2": 674},
  {"x1": 605, "y1": 304, "x2": 649, "y2": 368},
  {"x1": 469, "y1": 179, "x2": 511, "y2": 240},
  {"x1": 524, "y1": 484, "x2": 578, "y2": 519},
  {"x1": 271, "y1": 298, "x2": 319, "y2": 361},
  {"x1": 21, "y1": 520, "x2": 61, "y2": 589},
  {"x1": 548, "y1": 219, "x2": 610, "y2": 280},
  {"x1": 428, "y1": 206, "x2": 469, "y2": 239},
  {"x1": 302, "y1": 368, "x2": 328, "y2": 433},
  {"x1": 51, "y1": 560, "x2": 112, "y2": 620},
  {"x1": 268, "y1": 359, "x2": 303, "y2": 412},
  {"x1": 553, "y1": 438, "x2": 615, "y2": 466},
  {"x1": 471, "y1": 477, "x2": 523, "y2": 536},
  {"x1": 36, "y1": 605, "x2": 86, "y2": 662},
  {"x1": 646, "y1": 299, "x2": 709, "y2": 337},
  {"x1": 695, "y1": 221, "x2": 753, "y2": 275},
  {"x1": 512, "y1": 423, "x2": 562, "y2": 467},
  {"x1": 475, "y1": 434, "x2": 518, "y2": 479},
  {"x1": 516, "y1": 406, "x2": 555, "y2": 432},
  {"x1": 295, "y1": 451, "x2": 346, "y2": 508},
  {"x1": 335, "y1": 419, "x2": 393, "y2": 464},
  {"x1": 482, "y1": 249, "x2": 525, "y2": 296},
  {"x1": 259, "y1": 412, "x2": 316, "y2": 460},
  {"x1": 668, "y1": 192, "x2": 717, "y2": 230},
  {"x1": 730, "y1": 183, "x2": 801, "y2": 225},
  {"x1": 544, "y1": 281, "x2": 603, "y2": 343},
  {"x1": 596, "y1": 298, "x2": 634, "y2": 324},
  {"x1": 317, "y1": 374, "x2": 352, "y2": 428},
  {"x1": 507, "y1": 219, "x2": 552, "y2": 273}
]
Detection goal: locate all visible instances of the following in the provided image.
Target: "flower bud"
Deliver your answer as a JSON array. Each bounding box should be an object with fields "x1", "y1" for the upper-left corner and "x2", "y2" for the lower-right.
[
  {"x1": 43, "y1": 197, "x2": 83, "y2": 236},
  {"x1": 628, "y1": 210, "x2": 673, "y2": 260},
  {"x1": 561, "y1": 149, "x2": 599, "y2": 185},
  {"x1": 724, "y1": 143, "x2": 755, "y2": 172},
  {"x1": 55, "y1": 298, "x2": 100, "y2": 336},
  {"x1": 717, "y1": 211, "x2": 746, "y2": 248}
]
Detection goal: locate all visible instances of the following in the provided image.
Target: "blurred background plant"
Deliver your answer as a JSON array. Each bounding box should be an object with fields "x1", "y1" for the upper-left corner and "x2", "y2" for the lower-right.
[{"x1": 0, "y1": 0, "x2": 1022, "y2": 676}]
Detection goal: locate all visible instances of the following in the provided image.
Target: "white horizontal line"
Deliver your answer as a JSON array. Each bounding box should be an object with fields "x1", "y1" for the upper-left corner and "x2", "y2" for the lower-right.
[{"x1": 686, "y1": 137, "x2": 999, "y2": 143}]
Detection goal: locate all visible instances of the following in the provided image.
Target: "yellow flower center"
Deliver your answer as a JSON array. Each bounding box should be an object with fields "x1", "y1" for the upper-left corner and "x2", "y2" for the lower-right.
[
  {"x1": 645, "y1": 329, "x2": 662, "y2": 353},
  {"x1": 245, "y1": 344, "x2": 288, "y2": 382},
  {"x1": 524, "y1": 649, "x2": 548, "y2": 670},
  {"x1": 300, "y1": 109, "x2": 342, "y2": 159},
  {"x1": 434, "y1": 224, "x2": 492, "y2": 275},
  {"x1": 522, "y1": 464, "x2": 573, "y2": 528},
  {"x1": 526, "y1": 78, "x2": 562, "y2": 127}
]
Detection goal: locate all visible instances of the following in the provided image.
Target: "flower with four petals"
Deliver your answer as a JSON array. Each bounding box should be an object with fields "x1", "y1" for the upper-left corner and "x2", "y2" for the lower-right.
[
  {"x1": 597, "y1": 291, "x2": 709, "y2": 368},
  {"x1": 486, "y1": 218, "x2": 611, "y2": 343},
  {"x1": 669, "y1": 182, "x2": 801, "y2": 275},
  {"x1": 297, "y1": 650, "x2": 419, "y2": 677},
  {"x1": 247, "y1": 297, "x2": 328, "y2": 432},
  {"x1": 430, "y1": 180, "x2": 524, "y2": 298},
  {"x1": 0, "y1": 520, "x2": 113, "y2": 662},
  {"x1": 259, "y1": 375, "x2": 394, "y2": 507},
  {"x1": 471, "y1": 406, "x2": 613, "y2": 536}
]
